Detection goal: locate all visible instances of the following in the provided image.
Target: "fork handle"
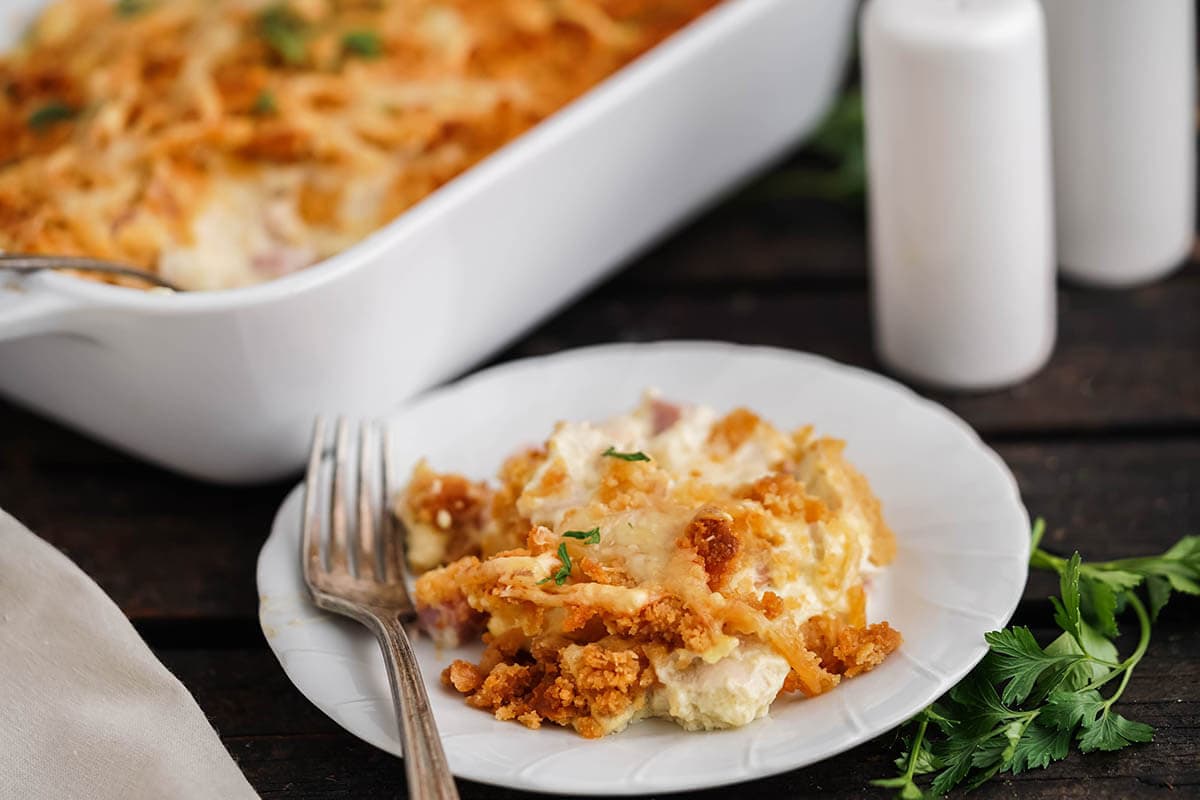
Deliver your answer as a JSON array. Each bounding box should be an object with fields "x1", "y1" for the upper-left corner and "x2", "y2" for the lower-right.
[{"x1": 370, "y1": 611, "x2": 460, "y2": 800}]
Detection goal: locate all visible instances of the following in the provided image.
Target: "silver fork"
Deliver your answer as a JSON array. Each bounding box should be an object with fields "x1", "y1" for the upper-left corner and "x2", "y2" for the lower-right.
[{"x1": 302, "y1": 417, "x2": 459, "y2": 800}]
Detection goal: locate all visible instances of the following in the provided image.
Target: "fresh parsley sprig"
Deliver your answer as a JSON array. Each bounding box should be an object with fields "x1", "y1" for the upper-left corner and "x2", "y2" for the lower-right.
[
  {"x1": 873, "y1": 521, "x2": 1198, "y2": 798},
  {"x1": 736, "y1": 88, "x2": 866, "y2": 206}
]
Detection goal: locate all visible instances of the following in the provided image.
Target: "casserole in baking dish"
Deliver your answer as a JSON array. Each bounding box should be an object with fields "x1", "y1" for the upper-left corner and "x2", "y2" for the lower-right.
[
  {"x1": 0, "y1": 0, "x2": 856, "y2": 483},
  {"x1": 1, "y1": 0, "x2": 720, "y2": 290}
]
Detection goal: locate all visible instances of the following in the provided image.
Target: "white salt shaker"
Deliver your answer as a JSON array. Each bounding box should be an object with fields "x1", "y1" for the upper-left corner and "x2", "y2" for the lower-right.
[
  {"x1": 861, "y1": 0, "x2": 1056, "y2": 391},
  {"x1": 1041, "y1": 0, "x2": 1196, "y2": 288}
]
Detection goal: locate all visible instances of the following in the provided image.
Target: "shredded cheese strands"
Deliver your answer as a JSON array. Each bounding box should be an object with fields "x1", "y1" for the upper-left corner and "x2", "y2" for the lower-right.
[
  {"x1": 0, "y1": 0, "x2": 721, "y2": 289},
  {"x1": 408, "y1": 398, "x2": 903, "y2": 738}
]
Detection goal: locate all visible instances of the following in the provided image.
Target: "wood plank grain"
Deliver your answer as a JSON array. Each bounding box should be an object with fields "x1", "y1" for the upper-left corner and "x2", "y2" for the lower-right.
[
  {"x1": 1, "y1": 431, "x2": 1196, "y2": 621},
  {"x1": 498, "y1": 267, "x2": 1200, "y2": 435},
  {"x1": 219, "y1": 735, "x2": 1196, "y2": 800},
  {"x1": 160, "y1": 617, "x2": 1197, "y2": 799},
  {"x1": 607, "y1": 187, "x2": 1197, "y2": 289},
  {"x1": 612, "y1": 196, "x2": 871, "y2": 286},
  {"x1": 0, "y1": 449, "x2": 288, "y2": 619}
]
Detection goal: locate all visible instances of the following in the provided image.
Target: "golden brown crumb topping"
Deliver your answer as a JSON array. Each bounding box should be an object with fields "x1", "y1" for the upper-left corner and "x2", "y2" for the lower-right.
[
  {"x1": 683, "y1": 506, "x2": 740, "y2": 591},
  {"x1": 397, "y1": 460, "x2": 491, "y2": 573},
  {"x1": 0, "y1": 0, "x2": 720, "y2": 289},
  {"x1": 405, "y1": 396, "x2": 902, "y2": 736},
  {"x1": 443, "y1": 634, "x2": 657, "y2": 737}
]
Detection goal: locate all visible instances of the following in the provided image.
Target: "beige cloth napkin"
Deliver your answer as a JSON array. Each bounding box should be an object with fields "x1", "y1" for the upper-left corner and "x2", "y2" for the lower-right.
[{"x1": 0, "y1": 509, "x2": 259, "y2": 800}]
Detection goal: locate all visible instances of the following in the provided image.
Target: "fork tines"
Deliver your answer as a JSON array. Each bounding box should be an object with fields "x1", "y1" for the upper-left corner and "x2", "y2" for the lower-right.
[{"x1": 302, "y1": 416, "x2": 405, "y2": 593}]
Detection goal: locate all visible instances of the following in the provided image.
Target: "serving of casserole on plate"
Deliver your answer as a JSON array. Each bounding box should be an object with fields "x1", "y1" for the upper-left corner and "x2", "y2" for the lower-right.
[
  {"x1": 1, "y1": 0, "x2": 719, "y2": 290},
  {"x1": 257, "y1": 342, "x2": 1031, "y2": 794},
  {"x1": 403, "y1": 393, "x2": 901, "y2": 738}
]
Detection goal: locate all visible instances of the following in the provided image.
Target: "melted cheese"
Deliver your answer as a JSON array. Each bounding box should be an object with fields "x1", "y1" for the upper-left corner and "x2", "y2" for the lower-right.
[
  {"x1": 649, "y1": 641, "x2": 791, "y2": 731},
  {"x1": 409, "y1": 392, "x2": 901, "y2": 736},
  {"x1": 516, "y1": 394, "x2": 877, "y2": 626},
  {"x1": 0, "y1": 0, "x2": 720, "y2": 290}
]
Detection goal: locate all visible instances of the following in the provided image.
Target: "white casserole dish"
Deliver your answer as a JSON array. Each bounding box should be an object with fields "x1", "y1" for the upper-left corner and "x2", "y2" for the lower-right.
[{"x1": 0, "y1": 0, "x2": 856, "y2": 484}]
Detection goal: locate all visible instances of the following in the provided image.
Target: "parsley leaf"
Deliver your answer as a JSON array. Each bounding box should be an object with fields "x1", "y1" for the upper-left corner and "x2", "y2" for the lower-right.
[
  {"x1": 258, "y1": 5, "x2": 308, "y2": 66},
  {"x1": 342, "y1": 30, "x2": 383, "y2": 59},
  {"x1": 1087, "y1": 569, "x2": 1144, "y2": 591},
  {"x1": 1078, "y1": 619, "x2": 1119, "y2": 664},
  {"x1": 1051, "y1": 552, "x2": 1084, "y2": 641},
  {"x1": 737, "y1": 88, "x2": 866, "y2": 206},
  {"x1": 1041, "y1": 632, "x2": 1098, "y2": 691},
  {"x1": 562, "y1": 527, "x2": 601, "y2": 545},
  {"x1": 27, "y1": 102, "x2": 76, "y2": 132},
  {"x1": 983, "y1": 627, "x2": 1081, "y2": 705},
  {"x1": 1164, "y1": 535, "x2": 1200, "y2": 561},
  {"x1": 946, "y1": 671, "x2": 1009, "y2": 722},
  {"x1": 1040, "y1": 689, "x2": 1104, "y2": 731},
  {"x1": 602, "y1": 446, "x2": 650, "y2": 462},
  {"x1": 539, "y1": 542, "x2": 571, "y2": 586},
  {"x1": 251, "y1": 90, "x2": 277, "y2": 116},
  {"x1": 115, "y1": 0, "x2": 154, "y2": 16},
  {"x1": 1146, "y1": 575, "x2": 1173, "y2": 620},
  {"x1": 1077, "y1": 711, "x2": 1154, "y2": 753},
  {"x1": 1010, "y1": 722, "x2": 1071, "y2": 773},
  {"x1": 905, "y1": 734, "x2": 943, "y2": 776},
  {"x1": 1080, "y1": 577, "x2": 1120, "y2": 638},
  {"x1": 928, "y1": 735, "x2": 975, "y2": 797},
  {"x1": 1078, "y1": 535, "x2": 1199, "y2": 614}
]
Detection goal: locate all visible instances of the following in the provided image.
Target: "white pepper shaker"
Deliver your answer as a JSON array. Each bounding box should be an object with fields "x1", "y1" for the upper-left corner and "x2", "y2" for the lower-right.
[
  {"x1": 1041, "y1": 0, "x2": 1196, "y2": 288},
  {"x1": 861, "y1": 0, "x2": 1056, "y2": 391}
]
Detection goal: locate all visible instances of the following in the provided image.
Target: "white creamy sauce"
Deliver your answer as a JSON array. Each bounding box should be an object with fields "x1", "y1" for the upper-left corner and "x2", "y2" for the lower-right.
[
  {"x1": 649, "y1": 641, "x2": 791, "y2": 731},
  {"x1": 159, "y1": 175, "x2": 316, "y2": 290}
]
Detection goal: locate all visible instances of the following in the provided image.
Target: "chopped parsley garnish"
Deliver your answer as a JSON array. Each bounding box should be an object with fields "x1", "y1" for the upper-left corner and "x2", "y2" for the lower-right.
[
  {"x1": 27, "y1": 102, "x2": 76, "y2": 132},
  {"x1": 602, "y1": 446, "x2": 650, "y2": 462},
  {"x1": 115, "y1": 0, "x2": 154, "y2": 16},
  {"x1": 342, "y1": 30, "x2": 383, "y2": 59},
  {"x1": 538, "y1": 542, "x2": 573, "y2": 586},
  {"x1": 258, "y1": 5, "x2": 308, "y2": 66},
  {"x1": 251, "y1": 90, "x2": 277, "y2": 116},
  {"x1": 562, "y1": 527, "x2": 601, "y2": 545}
]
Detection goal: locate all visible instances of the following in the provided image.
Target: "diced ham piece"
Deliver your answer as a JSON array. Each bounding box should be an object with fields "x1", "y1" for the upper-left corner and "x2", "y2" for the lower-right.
[
  {"x1": 251, "y1": 244, "x2": 315, "y2": 278},
  {"x1": 417, "y1": 595, "x2": 485, "y2": 649},
  {"x1": 651, "y1": 398, "x2": 682, "y2": 434}
]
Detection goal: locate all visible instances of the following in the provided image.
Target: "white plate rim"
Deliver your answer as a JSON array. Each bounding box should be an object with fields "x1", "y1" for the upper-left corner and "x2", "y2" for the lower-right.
[{"x1": 256, "y1": 340, "x2": 1030, "y2": 795}]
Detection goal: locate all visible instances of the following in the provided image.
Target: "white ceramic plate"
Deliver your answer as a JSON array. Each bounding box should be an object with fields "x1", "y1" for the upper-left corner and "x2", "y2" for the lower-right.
[{"x1": 257, "y1": 341, "x2": 1030, "y2": 795}]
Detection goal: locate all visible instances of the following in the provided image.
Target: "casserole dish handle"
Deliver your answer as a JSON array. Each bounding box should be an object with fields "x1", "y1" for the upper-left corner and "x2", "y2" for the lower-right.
[{"x1": 0, "y1": 280, "x2": 84, "y2": 342}]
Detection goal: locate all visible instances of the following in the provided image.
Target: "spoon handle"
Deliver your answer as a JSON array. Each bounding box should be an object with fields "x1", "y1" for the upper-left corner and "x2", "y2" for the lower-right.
[{"x1": 0, "y1": 254, "x2": 178, "y2": 291}]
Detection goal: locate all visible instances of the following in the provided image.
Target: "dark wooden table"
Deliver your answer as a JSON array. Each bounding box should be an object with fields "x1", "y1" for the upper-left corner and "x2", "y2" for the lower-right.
[{"x1": 1, "y1": 151, "x2": 1197, "y2": 798}]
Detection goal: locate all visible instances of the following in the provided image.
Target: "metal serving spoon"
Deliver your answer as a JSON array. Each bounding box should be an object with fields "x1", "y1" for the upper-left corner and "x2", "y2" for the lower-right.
[{"x1": 0, "y1": 254, "x2": 182, "y2": 292}]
